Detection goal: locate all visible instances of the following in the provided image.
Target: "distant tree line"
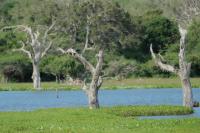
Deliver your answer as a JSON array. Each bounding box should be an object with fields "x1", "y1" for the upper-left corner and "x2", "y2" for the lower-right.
[{"x1": 0, "y1": 0, "x2": 199, "y2": 83}]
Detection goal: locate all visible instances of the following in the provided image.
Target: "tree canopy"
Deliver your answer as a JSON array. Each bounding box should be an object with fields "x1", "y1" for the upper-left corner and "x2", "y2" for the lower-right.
[{"x1": 0, "y1": 0, "x2": 200, "y2": 82}]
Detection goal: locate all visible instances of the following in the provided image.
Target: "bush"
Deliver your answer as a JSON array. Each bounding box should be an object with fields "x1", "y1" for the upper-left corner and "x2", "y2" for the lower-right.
[
  {"x1": 0, "y1": 53, "x2": 32, "y2": 82},
  {"x1": 104, "y1": 57, "x2": 137, "y2": 79},
  {"x1": 139, "y1": 10, "x2": 179, "y2": 61},
  {"x1": 187, "y1": 20, "x2": 200, "y2": 77}
]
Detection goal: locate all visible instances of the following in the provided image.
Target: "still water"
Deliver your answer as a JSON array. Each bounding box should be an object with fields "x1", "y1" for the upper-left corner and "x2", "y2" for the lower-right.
[{"x1": 0, "y1": 88, "x2": 199, "y2": 118}]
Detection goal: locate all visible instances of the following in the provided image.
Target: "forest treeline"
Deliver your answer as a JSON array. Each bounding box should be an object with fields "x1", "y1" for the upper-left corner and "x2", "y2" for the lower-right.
[{"x1": 0, "y1": 0, "x2": 200, "y2": 82}]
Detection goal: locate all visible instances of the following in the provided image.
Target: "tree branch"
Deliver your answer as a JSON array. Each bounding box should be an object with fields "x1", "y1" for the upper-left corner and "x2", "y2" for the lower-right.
[
  {"x1": 13, "y1": 41, "x2": 32, "y2": 59},
  {"x1": 41, "y1": 41, "x2": 52, "y2": 58},
  {"x1": 43, "y1": 21, "x2": 56, "y2": 45},
  {"x1": 2, "y1": 25, "x2": 36, "y2": 46},
  {"x1": 95, "y1": 49, "x2": 104, "y2": 72},
  {"x1": 34, "y1": 30, "x2": 40, "y2": 42},
  {"x1": 82, "y1": 25, "x2": 95, "y2": 54},
  {"x1": 91, "y1": 49, "x2": 104, "y2": 90},
  {"x1": 150, "y1": 44, "x2": 178, "y2": 74},
  {"x1": 158, "y1": 53, "x2": 166, "y2": 62},
  {"x1": 82, "y1": 25, "x2": 90, "y2": 54},
  {"x1": 178, "y1": 25, "x2": 188, "y2": 71},
  {"x1": 97, "y1": 76, "x2": 103, "y2": 89},
  {"x1": 58, "y1": 48, "x2": 95, "y2": 74}
]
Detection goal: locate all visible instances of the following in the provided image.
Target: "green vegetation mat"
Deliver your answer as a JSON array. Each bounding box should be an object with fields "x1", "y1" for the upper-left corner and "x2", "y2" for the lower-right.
[
  {"x1": 0, "y1": 78, "x2": 200, "y2": 91},
  {"x1": 0, "y1": 106, "x2": 197, "y2": 133}
]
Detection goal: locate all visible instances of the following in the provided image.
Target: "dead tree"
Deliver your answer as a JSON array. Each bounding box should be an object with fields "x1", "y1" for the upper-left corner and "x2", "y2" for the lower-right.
[
  {"x1": 150, "y1": 30, "x2": 193, "y2": 107},
  {"x1": 58, "y1": 15, "x2": 104, "y2": 109},
  {"x1": 58, "y1": 47, "x2": 104, "y2": 109},
  {"x1": 3, "y1": 23, "x2": 55, "y2": 90},
  {"x1": 150, "y1": 0, "x2": 200, "y2": 108},
  {"x1": 58, "y1": 11, "x2": 104, "y2": 109}
]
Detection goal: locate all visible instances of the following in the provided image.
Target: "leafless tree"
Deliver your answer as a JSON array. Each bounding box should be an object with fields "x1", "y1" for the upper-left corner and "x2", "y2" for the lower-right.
[
  {"x1": 150, "y1": 0, "x2": 200, "y2": 108},
  {"x1": 2, "y1": 22, "x2": 55, "y2": 90},
  {"x1": 58, "y1": 4, "x2": 104, "y2": 109},
  {"x1": 58, "y1": 42, "x2": 104, "y2": 109}
]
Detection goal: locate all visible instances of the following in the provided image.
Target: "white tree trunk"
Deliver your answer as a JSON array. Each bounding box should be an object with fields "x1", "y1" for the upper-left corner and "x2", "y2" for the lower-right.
[
  {"x1": 87, "y1": 49, "x2": 104, "y2": 109},
  {"x1": 150, "y1": 26, "x2": 194, "y2": 108},
  {"x1": 56, "y1": 75, "x2": 59, "y2": 84},
  {"x1": 88, "y1": 87, "x2": 99, "y2": 109},
  {"x1": 5, "y1": 23, "x2": 55, "y2": 90},
  {"x1": 58, "y1": 48, "x2": 104, "y2": 109},
  {"x1": 32, "y1": 62, "x2": 41, "y2": 90},
  {"x1": 179, "y1": 26, "x2": 193, "y2": 108},
  {"x1": 180, "y1": 76, "x2": 193, "y2": 107}
]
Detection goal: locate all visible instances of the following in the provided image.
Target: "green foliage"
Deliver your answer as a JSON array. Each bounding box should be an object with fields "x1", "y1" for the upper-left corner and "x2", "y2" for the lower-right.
[
  {"x1": 0, "y1": 0, "x2": 200, "y2": 81},
  {"x1": 164, "y1": 43, "x2": 179, "y2": 64},
  {"x1": 134, "y1": 60, "x2": 172, "y2": 78},
  {"x1": 113, "y1": 0, "x2": 158, "y2": 16},
  {"x1": 140, "y1": 10, "x2": 179, "y2": 58},
  {"x1": 104, "y1": 56, "x2": 137, "y2": 79},
  {"x1": 135, "y1": 61, "x2": 155, "y2": 77},
  {"x1": 10, "y1": 0, "x2": 60, "y2": 25},
  {"x1": 162, "y1": 20, "x2": 200, "y2": 77},
  {"x1": 0, "y1": 53, "x2": 32, "y2": 82},
  {"x1": 187, "y1": 20, "x2": 200, "y2": 76},
  {"x1": 113, "y1": 0, "x2": 183, "y2": 18},
  {"x1": 117, "y1": 10, "x2": 179, "y2": 63},
  {"x1": 41, "y1": 55, "x2": 84, "y2": 79},
  {"x1": 61, "y1": 0, "x2": 135, "y2": 50},
  {"x1": 0, "y1": 0, "x2": 17, "y2": 22},
  {"x1": 0, "y1": 31, "x2": 24, "y2": 52},
  {"x1": 0, "y1": 32, "x2": 14, "y2": 52},
  {"x1": 105, "y1": 105, "x2": 193, "y2": 117}
]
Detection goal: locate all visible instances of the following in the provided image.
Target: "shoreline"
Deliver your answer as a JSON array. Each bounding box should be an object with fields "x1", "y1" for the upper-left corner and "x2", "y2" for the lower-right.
[{"x1": 0, "y1": 78, "x2": 200, "y2": 91}]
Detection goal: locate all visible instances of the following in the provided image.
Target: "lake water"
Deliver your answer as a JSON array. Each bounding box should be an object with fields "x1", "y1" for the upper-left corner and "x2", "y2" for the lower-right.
[{"x1": 0, "y1": 88, "x2": 199, "y2": 118}]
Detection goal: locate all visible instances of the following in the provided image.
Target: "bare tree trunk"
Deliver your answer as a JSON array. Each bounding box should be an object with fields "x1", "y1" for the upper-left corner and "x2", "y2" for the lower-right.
[
  {"x1": 88, "y1": 86, "x2": 99, "y2": 109},
  {"x1": 4, "y1": 23, "x2": 55, "y2": 90},
  {"x1": 87, "y1": 49, "x2": 104, "y2": 109},
  {"x1": 179, "y1": 26, "x2": 193, "y2": 108},
  {"x1": 56, "y1": 75, "x2": 59, "y2": 84},
  {"x1": 58, "y1": 48, "x2": 104, "y2": 109},
  {"x1": 150, "y1": 26, "x2": 194, "y2": 108},
  {"x1": 32, "y1": 62, "x2": 41, "y2": 90},
  {"x1": 180, "y1": 76, "x2": 193, "y2": 107}
]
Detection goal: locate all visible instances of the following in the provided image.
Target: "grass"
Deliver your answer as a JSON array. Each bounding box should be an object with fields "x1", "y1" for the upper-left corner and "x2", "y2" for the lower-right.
[
  {"x1": 105, "y1": 106, "x2": 193, "y2": 117},
  {"x1": 0, "y1": 105, "x2": 197, "y2": 133},
  {"x1": 0, "y1": 82, "x2": 80, "y2": 91},
  {"x1": 0, "y1": 78, "x2": 200, "y2": 91},
  {"x1": 103, "y1": 78, "x2": 200, "y2": 89}
]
